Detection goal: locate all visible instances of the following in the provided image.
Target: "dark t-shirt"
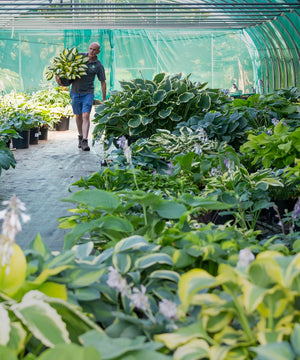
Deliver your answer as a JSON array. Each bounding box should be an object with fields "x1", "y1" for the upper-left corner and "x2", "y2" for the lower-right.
[{"x1": 60, "y1": 53, "x2": 106, "y2": 95}]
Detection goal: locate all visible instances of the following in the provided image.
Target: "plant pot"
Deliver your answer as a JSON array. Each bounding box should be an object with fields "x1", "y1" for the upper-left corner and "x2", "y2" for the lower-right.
[
  {"x1": 29, "y1": 127, "x2": 39, "y2": 145},
  {"x1": 55, "y1": 116, "x2": 70, "y2": 131},
  {"x1": 39, "y1": 126, "x2": 49, "y2": 140},
  {"x1": 12, "y1": 130, "x2": 30, "y2": 149}
]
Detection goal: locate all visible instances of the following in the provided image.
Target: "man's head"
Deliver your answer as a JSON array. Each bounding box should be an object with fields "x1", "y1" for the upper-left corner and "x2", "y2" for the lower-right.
[{"x1": 88, "y1": 42, "x2": 100, "y2": 60}]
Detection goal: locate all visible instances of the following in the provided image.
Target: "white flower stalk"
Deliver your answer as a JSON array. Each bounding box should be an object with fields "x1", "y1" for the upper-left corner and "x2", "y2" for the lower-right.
[
  {"x1": 106, "y1": 266, "x2": 130, "y2": 296},
  {"x1": 197, "y1": 127, "x2": 209, "y2": 144},
  {"x1": 117, "y1": 136, "x2": 132, "y2": 164},
  {"x1": 129, "y1": 285, "x2": 150, "y2": 312},
  {"x1": 194, "y1": 143, "x2": 203, "y2": 155},
  {"x1": 210, "y1": 166, "x2": 222, "y2": 177},
  {"x1": 237, "y1": 248, "x2": 255, "y2": 268},
  {"x1": 0, "y1": 195, "x2": 30, "y2": 273},
  {"x1": 159, "y1": 299, "x2": 178, "y2": 320}
]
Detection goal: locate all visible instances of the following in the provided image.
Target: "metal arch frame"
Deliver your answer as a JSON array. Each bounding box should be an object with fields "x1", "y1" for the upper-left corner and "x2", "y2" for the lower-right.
[
  {"x1": 258, "y1": 24, "x2": 282, "y2": 90},
  {"x1": 0, "y1": 1, "x2": 299, "y2": 30},
  {"x1": 264, "y1": 20, "x2": 294, "y2": 88},
  {"x1": 246, "y1": 26, "x2": 270, "y2": 93},
  {"x1": 250, "y1": 25, "x2": 277, "y2": 93},
  {"x1": 280, "y1": 12, "x2": 300, "y2": 85}
]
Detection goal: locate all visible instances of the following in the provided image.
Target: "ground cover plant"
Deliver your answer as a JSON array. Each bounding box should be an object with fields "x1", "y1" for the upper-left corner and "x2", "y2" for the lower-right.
[{"x1": 0, "y1": 74, "x2": 299, "y2": 359}]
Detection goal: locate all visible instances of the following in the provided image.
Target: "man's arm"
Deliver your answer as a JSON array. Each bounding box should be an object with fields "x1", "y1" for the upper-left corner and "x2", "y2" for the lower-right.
[
  {"x1": 55, "y1": 75, "x2": 63, "y2": 86},
  {"x1": 101, "y1": 80, "x2": 107, "y2": 102},
  {"x1": 55, "y1": 75, "x2": 72, "y2": 87}
]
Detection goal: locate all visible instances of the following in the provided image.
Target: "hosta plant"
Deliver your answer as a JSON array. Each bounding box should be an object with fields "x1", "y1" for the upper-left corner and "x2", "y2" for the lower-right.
[
  {"x1": 155, "y1": 251, "x2": 300, "y2": 360},
  {"x1": 93, "y1": 72, "x2": 230, "y2": 142},
  {"x1": 240, "y1": 121, "x2": 300, "y2": 170},
  {"x1": 45, "y1": 47, "x2": 89, "y2": 81}
]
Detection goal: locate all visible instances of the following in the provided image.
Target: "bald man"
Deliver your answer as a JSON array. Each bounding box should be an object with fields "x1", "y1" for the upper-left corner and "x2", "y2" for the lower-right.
[{"x1": 56, "y1": 42, "x2": 106, "y2": 151}]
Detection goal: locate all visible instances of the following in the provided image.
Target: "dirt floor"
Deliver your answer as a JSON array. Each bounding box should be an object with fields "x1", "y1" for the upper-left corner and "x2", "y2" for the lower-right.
[{"x1": 0, "y1": 115, "x2": 104, "y2": 252}]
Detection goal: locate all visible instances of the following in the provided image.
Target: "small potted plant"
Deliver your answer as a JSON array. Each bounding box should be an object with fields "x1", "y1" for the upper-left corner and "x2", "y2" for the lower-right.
[{"x1": 29, "y1": 88, "x2": 73, "y2": 131}]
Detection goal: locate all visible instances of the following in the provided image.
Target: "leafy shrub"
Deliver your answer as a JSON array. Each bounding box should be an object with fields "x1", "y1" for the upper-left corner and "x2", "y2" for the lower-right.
[
  {"x1": 240, "y1": 121, "x2": 300, "y2": 169},
  {"x1": 156, "y1": 251, "x2": 300, "y2": 359},
  {"x1": 93, "y1": 72, "x2": 230, "y2": 141}
]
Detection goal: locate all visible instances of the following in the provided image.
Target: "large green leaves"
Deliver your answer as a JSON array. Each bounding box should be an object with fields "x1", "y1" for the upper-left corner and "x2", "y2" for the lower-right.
[
  {"x1": 80, "y1": 330, "x2": 167, "y2": 360},
  {"x1": 0, "y1": 144, "x2": 16, "y2": 175},
  {"x1": 62, "y1": 189, "x2": 120, "y2": 212},
  {"x1": 250, "y1": 342, "x2": 295, "y2": 360},
  {"x1": 37, "y1": 344, "x2": 101, "y2": 360},
  {"x1": 178, "y1": 269, "x2": 216, "y2": 312},
  {"x1": 11, "y1": 292, "x2": 70, "y2": 347}
]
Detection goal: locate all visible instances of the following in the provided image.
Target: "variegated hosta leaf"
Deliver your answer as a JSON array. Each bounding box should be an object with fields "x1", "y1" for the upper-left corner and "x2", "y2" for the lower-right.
[
  {"x1": 173, "y1": 339, "x2": 209, "y2": 360},
  {"x1": 11, "y1": 291, "x2": 70, "y2": 347},
  {"x1": 46, "y1": 47, "x2": 89, "y2": 81},
  {"x1": 0, "y1": 303, "x2": 10, "y2": 345},
  {"x1": 6, "y1": 322, "x2": 27, "y2": 355}
]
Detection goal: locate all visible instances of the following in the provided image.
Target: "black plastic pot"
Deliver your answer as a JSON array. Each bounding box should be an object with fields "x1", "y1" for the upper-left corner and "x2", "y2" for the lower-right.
[
  {"x1": 30, "y1": 127, "x2": 39, "y2": 145},
  {"x1": 55, "y1": 116, "x2": 70, "y2": 131},
  {"x1": 39, "y1": 126, "x2": 49, "y2": 140},
  {"x1": 12, "y1": 130, "x2": 30, "y2": 149}
]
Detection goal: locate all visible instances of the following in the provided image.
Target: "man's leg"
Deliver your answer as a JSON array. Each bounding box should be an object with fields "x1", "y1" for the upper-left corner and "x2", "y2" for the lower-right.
[
  {"x1": 75, "y1": 114, "x2": 83, "y2": 148},
  {"x1": 80, "y1": 112, "x2": 91, "y2": 151},
  {"x1": 82, "y1": 112, "x2": 90, "y2": 139}
]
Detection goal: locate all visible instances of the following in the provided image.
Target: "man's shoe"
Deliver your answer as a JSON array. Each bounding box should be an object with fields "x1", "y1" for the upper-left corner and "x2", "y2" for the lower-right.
[
  {"x1": 81, "y1": 139, "x2": 90, "y2": 151},
  {"x1": 78, "y1": 135, "x2": 83, "y2": 148}
]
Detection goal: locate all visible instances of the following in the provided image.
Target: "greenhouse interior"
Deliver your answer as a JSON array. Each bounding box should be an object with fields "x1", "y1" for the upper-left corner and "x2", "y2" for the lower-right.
[{"x1": 0, "y1": 1, "x2": 300, "y2": 359}]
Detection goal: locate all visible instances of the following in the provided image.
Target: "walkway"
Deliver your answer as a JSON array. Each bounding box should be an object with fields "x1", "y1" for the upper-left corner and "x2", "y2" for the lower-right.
[{"x1": 0, "y1": 117, "x2": 103, "y2": 251}]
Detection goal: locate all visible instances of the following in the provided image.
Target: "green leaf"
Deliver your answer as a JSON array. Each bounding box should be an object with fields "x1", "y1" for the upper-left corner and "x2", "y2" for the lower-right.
[
  {"x1": 74, "y1": 288, "x2": 100, "y2": 301},
  {"x1": 291, "y1": 323, "x2": 300, "y2": 356},
  {"x1": 128, "y1": 115, "x2": 142, "y2": 128},
  {"x1": 6, "y1": 322, "x2": 27, "y2": 355},
  {"x1": 12, "y1": 293, "x2": 70, "y2": 347},
  {"x1": 179, "y1": 92, "x2": 195, "y2": 103},
  {"x1": 0, "y1": 346, "x2": 17, "y2": 360},
  {"x1": 179, "y1": 194, "x2": 232, "y2": 210},
  {"x1": 62, "y1": 189, "x2": 120, "y2": 211},
  {"x1": 115, "y1": 235, "x2": 150, "y2": 252},
  {"x1": 80, "y1": 330, "x2": 152, "y2": 359},
  {"x1": 153, "y1": 73, "x2": 165, "y2": 84},
  {"x1": 169, "y1": 113, "x2": 183, "y2": 122},
  {"x1": 113, "y1": 252, "x2": 132, "y2": 274},
  {"x1": 37, "y1": 343, "x2": 101, "y2": 360},
  {"x1": 0, "y1": 147, "x2": 16, "y2": 172},
  {"x1": 178, "y1": 269, "x2": 216, "y2": 311},
  {"x1": 250, "y1": 341, "x2": 295, "y2": 360},
  {"x1": 153, "y1": 201, "x2": 187, "y2": 219},
  {"x1": 154, "y1": 322, "x2": 208, "y2": 351},
  {"x1": 158, "y1": 107, "x2": 172, "y2": 118},
  {"x1": 29, "y1": 234, "x2": 51, "y2": 258},
  {"x1": 153, "y1": 90, "x2": 167, "y2": 102},
  {"x1": 199, "y1": 92, "x2": 211, "y2": 110},
  {"x1": 173, "y1": 339, "x2": 210, "y2": 360},
  {"x1": 66, "y1": 267, "x2": 105, "y2": 288},
  {"x1": 99, "y1": 216, "x2": 134, "y2": 233},
  {"x1": 149, "y1": 270, "x2": 180, "y2": 283},
  {"x1": 0, "y1": 304, "x2": 10, "y2": 345},
  {"x1": 176, "y1": 152, "x2": 194, "y2": 171},
  {"x1": 135, "y1": 253, "x2": 173, "y2": 269},
  {"x1": 242, "y1": 282, "x2": 268, "y2": 313},
  {"x1": 141, "y1": 116, "x2": 153, "y2": 125}
]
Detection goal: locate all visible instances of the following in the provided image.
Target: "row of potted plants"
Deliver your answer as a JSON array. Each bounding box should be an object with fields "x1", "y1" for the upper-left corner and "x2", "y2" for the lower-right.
[{"x1": 0, "y1": 87, "x2": 73, "y2": 174}]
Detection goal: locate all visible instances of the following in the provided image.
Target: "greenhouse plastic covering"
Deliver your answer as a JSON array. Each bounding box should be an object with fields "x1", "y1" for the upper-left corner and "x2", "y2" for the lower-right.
[{"x1": 0, "y1": 1, "x2": 299, "y2": 99}]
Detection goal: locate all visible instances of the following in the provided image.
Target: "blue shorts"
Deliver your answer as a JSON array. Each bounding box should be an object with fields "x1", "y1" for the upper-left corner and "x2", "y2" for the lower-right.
[{"x1": 70, "y1": 91, "x2": 94, "y2": 114}]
